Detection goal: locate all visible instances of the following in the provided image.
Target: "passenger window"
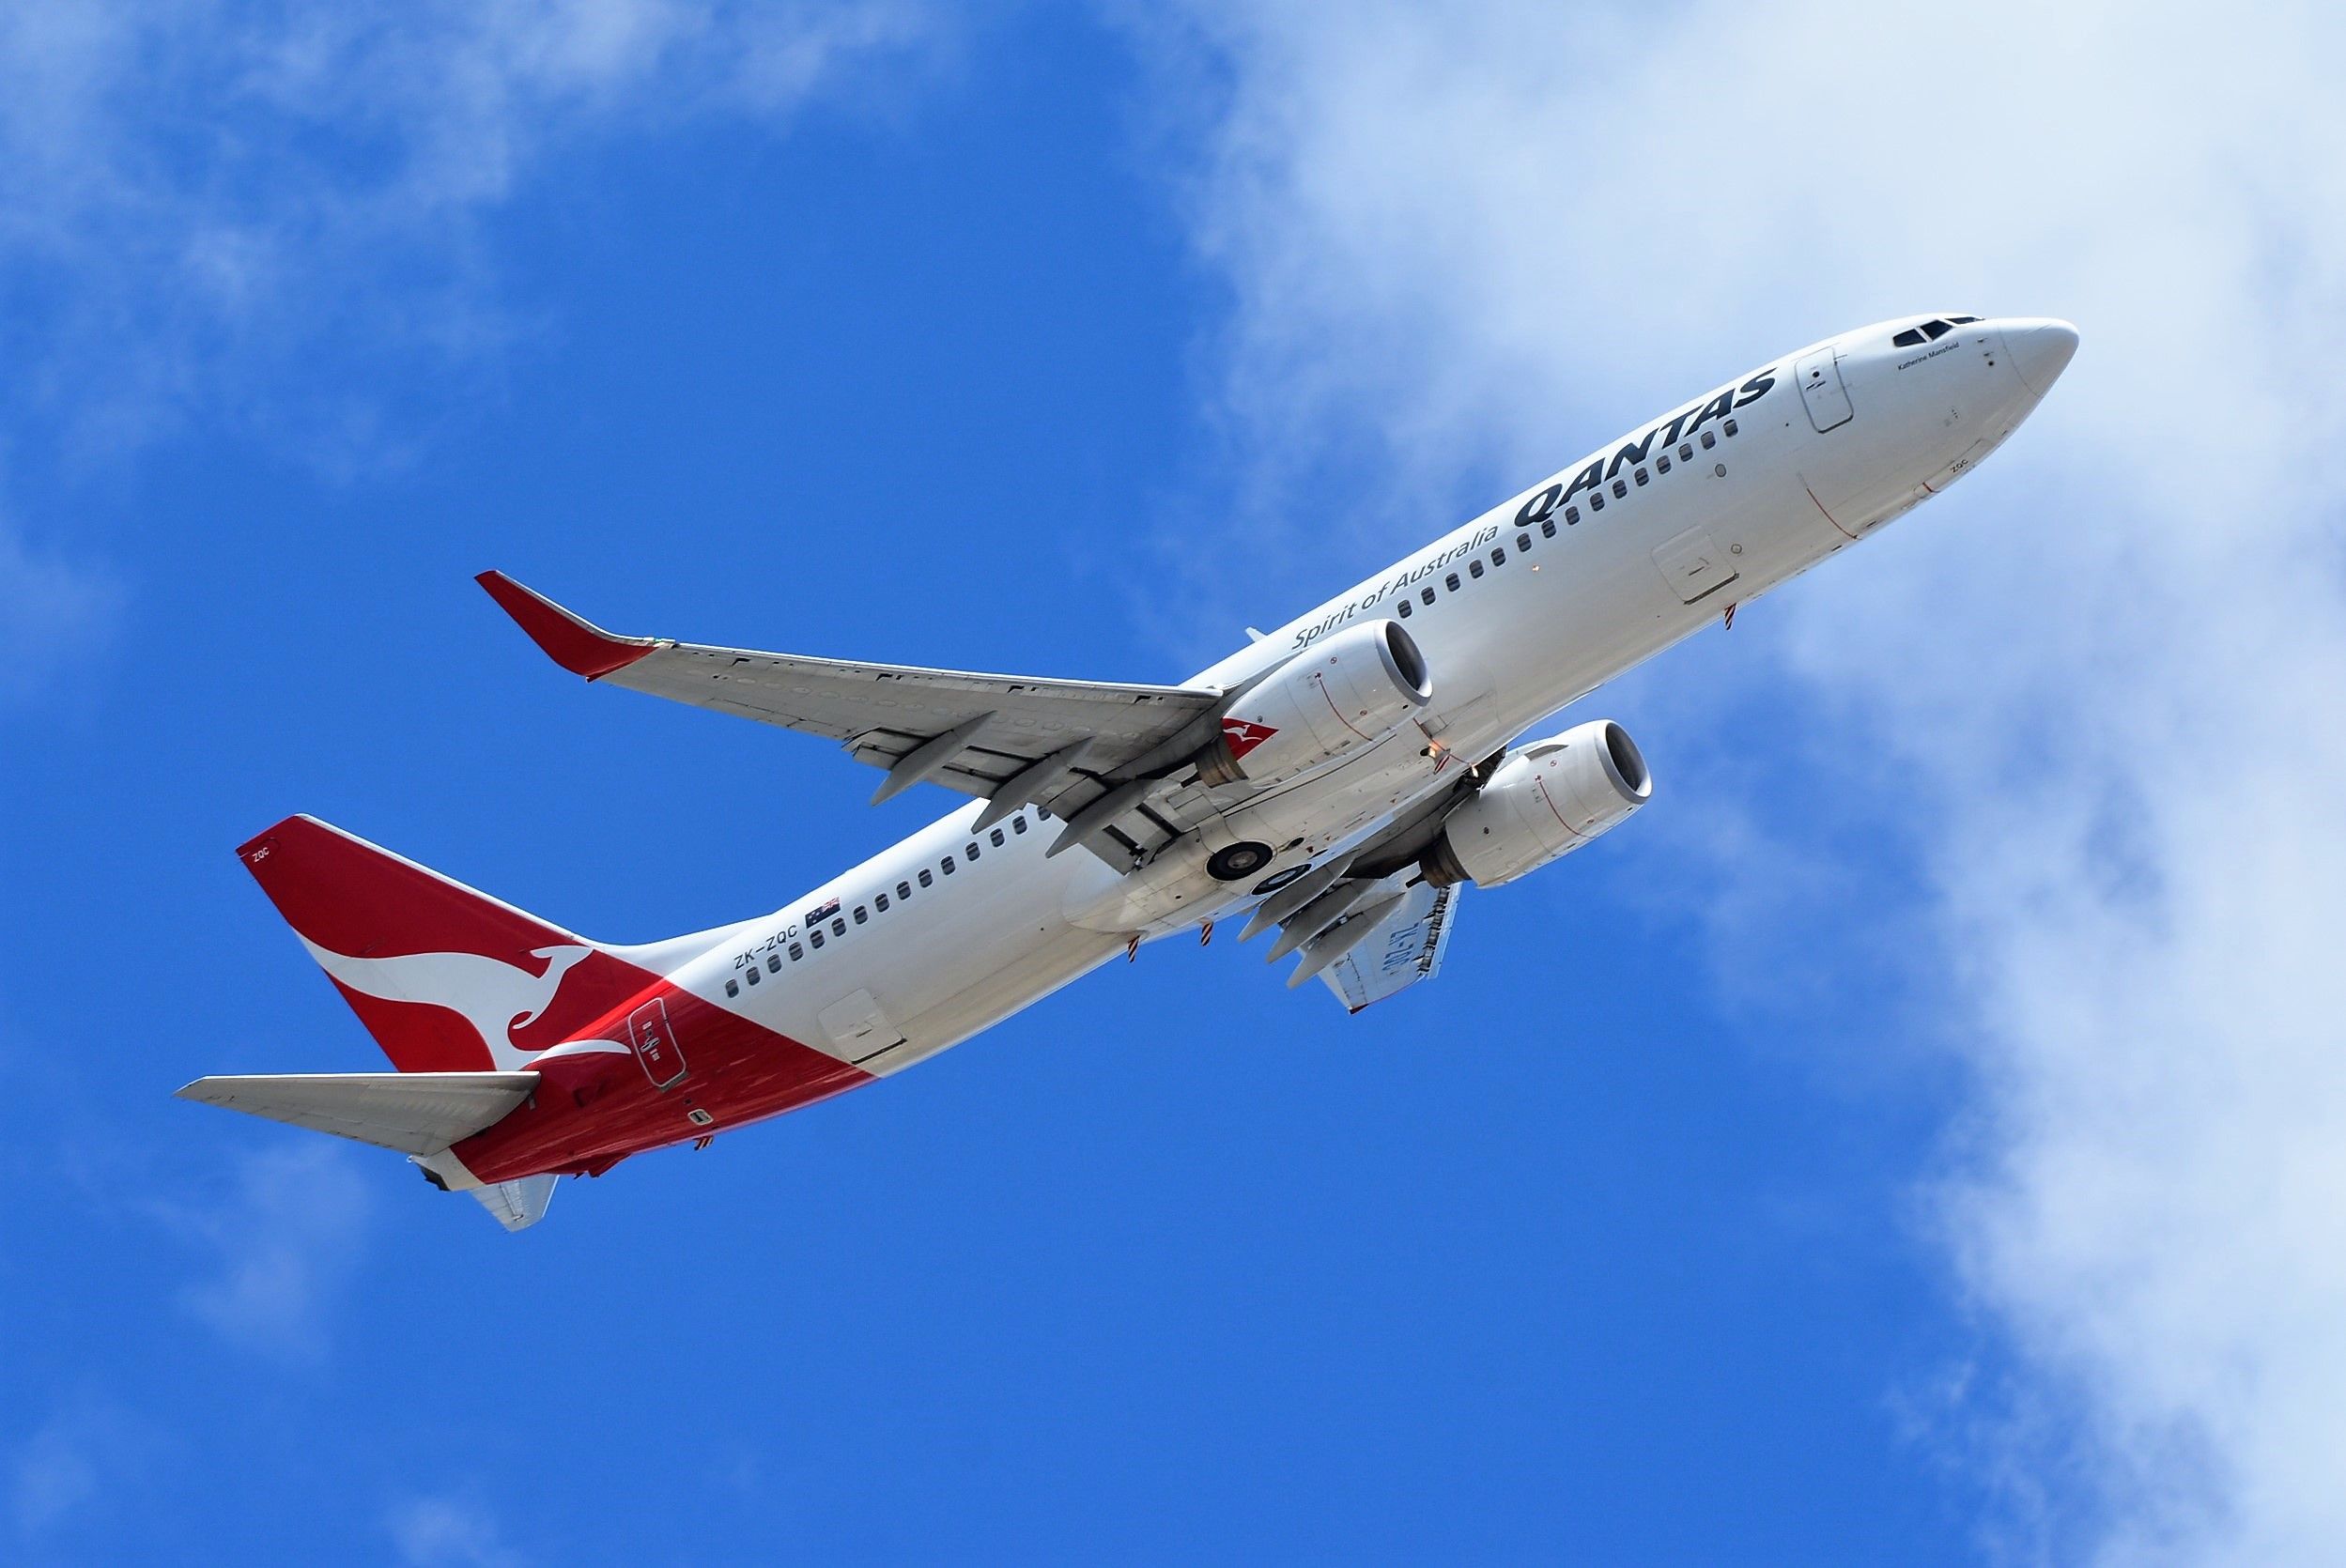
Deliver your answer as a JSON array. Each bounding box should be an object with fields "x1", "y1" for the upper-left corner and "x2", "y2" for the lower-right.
[
  {"x1": 853, "y1": 906, "x2": 868, "y2": 925},
  {"x1": 1611, "y1": 479, "x2": 1628, "y2": 499},
  {"x1": 810, "y1": 930, "x2": 825, "y2": 949},
  {"x1": 1701, "y1": 431, "x2": 1717, "y2": 449},
  {"x1": 1678, "y1": 442, "x2": 1693, "y2": 461},
  {"x1": 830, "y1": 917, "x2": 846, "y2": 936},
  {"x1": 918, "y1": 869, "x2": 934, "y2": 887},
  {"x1": 1723, "y1": 418, "x2": 1738, "y2": 437},
  {"x1": 1397, "y1": 600, "x2": 1412, "y2": 618},
  {"x1": 766, "y1": 955, "x2": 781, "y2": 974},
  {"x1": 726, "y1": 978, "x2": 740, "y2": 997},
  {"x1": 1542, "y1": 518, "x2": 1557, "y2": 537},
  {"x1": 1634, "y1": 469, "x2": 1648, "y2": 486},
  {"x1": 1421, "y1": 586, "x2": 1436, "y2": 605},
  {"x1": 746, "y1": 965, "x2": 761, "y2": 985},
  {"x1": 1490, "y1": 547, "x2": 1505, "y2": 565},
  {"x1": 789, "y1": 943, "x2": 804, "y2": 961},
  {"x1": 1517, "y1": 531, "x2": 1532, "y2": 551},
  {"x1": 1445, "y1": 573, "x2": 1460, "y2": 592},
  {"x1": 942, "y1": 856, "x2": 955, "y2": 874},
  {"x1": 1657, "y1": 454, "x2": 1672, "y2": 473},
  {"x1": 1565, "y1": 505, "x2": 1580, "y2": 525},
  {"x1": 1011, "y1": 817, "x2": 1027, "y2": 835},
  {"x1": 1590, "y1": 491, "x2": 1605, "y2": 511},
  {"x1": 1468, "y1": 560, "x2": 1484, "y2": 579},
  {"x1": 990, "y1": 828, "x2": 1005, "y2": 847},
  {"x1": 897, "y1": 880, "x2": 912, "y2": 898},
  {"x1": 875, "y1": 893, "x2": 889, "y2": 913}
]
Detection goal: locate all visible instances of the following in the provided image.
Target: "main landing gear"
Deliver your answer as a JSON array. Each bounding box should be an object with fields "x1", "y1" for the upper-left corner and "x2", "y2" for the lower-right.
[{"x1": 1207, "y1": 840, "x2": 1274, "y2": 882}]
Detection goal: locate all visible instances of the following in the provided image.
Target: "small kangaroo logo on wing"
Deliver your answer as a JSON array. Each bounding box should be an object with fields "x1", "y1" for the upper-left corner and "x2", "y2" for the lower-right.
[{"x1": 301, "y1": 940, "x2": 597, "y2": 1071}]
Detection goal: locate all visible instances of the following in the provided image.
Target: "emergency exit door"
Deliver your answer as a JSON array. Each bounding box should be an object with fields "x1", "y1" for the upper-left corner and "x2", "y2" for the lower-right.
[{"x1": 1795, "y1": 347, "x2": 1853, "y2": 432}]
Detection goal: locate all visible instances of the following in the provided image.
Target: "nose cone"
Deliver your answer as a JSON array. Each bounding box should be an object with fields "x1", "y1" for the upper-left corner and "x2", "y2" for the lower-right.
[{"x1": 2001, "y1": 317, "x2": 2079, "y2": 397}]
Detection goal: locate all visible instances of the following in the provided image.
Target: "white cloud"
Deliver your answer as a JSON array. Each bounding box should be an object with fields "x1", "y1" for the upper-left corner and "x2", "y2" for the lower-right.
[
  {"x1": 162, "y1": 1141, "x2": 376, "y2": 1363},
  {"x1": 388, "y1": 1493, "x2": 526, "y2": 1568},
  {"x1": 1145, "y1": 1, "x2": 2346, "y2": 1560},
  {"x1": 8, "y1": 1420, "x2": 98, "y2": 1537},
  {"x1": 6, "y1": 1403, "x2": 154, "y2": 1541},
  {"x1": 0, "y1": 0, "x2": 947, "y2": 459},
  {"x1": 0, "y1": 513, "x2": 121, "y2": 703},
  {"x1": 0, "y1": 0, "x2": 943, "y2": 699}
]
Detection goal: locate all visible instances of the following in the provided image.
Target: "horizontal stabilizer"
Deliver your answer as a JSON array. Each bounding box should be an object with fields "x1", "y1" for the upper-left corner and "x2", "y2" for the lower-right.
[{"x1": 176, "y1": 1071, "x2": 538, "y2": 1155}]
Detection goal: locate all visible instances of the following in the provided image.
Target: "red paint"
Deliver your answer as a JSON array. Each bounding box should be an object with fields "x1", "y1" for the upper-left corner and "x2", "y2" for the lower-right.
[
  {"x1": 1221, "y1": 717, "x2": 1277, "y2": 760},
  {"x1": 454, "y1": 980, "x2": 872, "y2": 1183},
  {"x1": 476, "y1": 570, "x2": 657, "y2": 681},
  {"x1": 239, "y1": 813, "x2": 877, "y2": 1179}
]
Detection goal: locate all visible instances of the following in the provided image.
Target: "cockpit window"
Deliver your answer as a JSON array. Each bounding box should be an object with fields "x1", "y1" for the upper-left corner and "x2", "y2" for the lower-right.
[{"x1": 1894, "y1": 315, "x2": 1983, "y2": 348}]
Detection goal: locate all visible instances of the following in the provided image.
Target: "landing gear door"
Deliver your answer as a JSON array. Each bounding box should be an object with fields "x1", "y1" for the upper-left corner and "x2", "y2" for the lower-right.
[
  {"x1": 1796, "y1": 347, "x2": 1853, "y2": 432},
  {"x1": 1653, "y1": 525, "x2": 1740, "y2": 605},
  {"x1": 819, "y1": 990, "x2": 907, "y2": 1067}
]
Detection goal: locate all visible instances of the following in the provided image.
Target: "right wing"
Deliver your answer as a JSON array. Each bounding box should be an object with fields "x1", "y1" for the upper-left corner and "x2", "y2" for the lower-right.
[
  {"x1": 1316, "y1": 881, "x2": 1459, "y2": 1012},
  {"x1": 480, "y1": 572, "x2": 1226, "y2": 865}
]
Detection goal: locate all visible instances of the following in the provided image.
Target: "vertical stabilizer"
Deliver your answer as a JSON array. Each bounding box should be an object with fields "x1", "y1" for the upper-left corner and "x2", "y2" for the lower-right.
[{"x1": 237, "y1": 815, "x2": 670, "y2": 1073}]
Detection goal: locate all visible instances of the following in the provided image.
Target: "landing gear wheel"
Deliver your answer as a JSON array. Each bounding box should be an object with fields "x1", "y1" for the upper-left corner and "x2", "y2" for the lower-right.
[{"x1": 1208, "y1": 840, "x2": 1274, "y2": 882}]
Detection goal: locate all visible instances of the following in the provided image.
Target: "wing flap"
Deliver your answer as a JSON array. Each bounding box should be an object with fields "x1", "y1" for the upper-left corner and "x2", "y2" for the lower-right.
[
  {"x1": 176, "y1": 1071, "x2": 538, "y2": 1155},
  {"x1": 1319, "y1": 882, "x2": 1460, "y2": 1011}
]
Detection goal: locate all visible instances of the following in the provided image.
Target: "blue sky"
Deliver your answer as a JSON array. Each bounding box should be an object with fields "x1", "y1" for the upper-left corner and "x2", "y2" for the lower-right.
[{"x1": 6, "y1": 4, "x2": 2345, "y2": 1563}]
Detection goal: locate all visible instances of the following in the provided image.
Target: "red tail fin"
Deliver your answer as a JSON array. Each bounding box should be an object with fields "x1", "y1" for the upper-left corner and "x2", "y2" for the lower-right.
[{"x1": 237, "y1": 816, "x2": 658, "y2": 1073}]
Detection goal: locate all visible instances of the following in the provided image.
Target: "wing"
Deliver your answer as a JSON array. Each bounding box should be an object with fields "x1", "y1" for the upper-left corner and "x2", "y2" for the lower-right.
[
  {"x1": 479, "y1": 572, "x2": 1227, "y2": 864},
  {"x1": 1316, "y1": 881, "x2": 1459, "y2": 1011}
]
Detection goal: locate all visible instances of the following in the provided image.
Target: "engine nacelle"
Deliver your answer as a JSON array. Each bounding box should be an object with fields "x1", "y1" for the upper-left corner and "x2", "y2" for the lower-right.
[
  {"x1": 1195, "y1": 620, "x2": 1432, "y2": 787},
  {"x1": 1422, "y1": 720, "x2": 1651, "y2": 888}
]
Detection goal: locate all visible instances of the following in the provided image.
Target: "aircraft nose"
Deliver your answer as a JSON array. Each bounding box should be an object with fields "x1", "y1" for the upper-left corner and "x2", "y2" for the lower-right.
[{"x1": 2001, "y1": 317, "x2": 2079, "y2": 398}]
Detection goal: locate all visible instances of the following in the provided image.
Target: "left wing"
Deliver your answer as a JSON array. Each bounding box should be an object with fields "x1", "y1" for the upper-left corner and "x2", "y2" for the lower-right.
[{"x1": 479, "y1": 572, "x2": 1226, "y2": 863}]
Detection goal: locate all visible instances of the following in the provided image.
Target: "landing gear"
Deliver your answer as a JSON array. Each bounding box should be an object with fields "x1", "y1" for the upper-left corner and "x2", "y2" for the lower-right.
[{"x1": 1207, "y1": 840, "x2": 1274, "y2": 882}]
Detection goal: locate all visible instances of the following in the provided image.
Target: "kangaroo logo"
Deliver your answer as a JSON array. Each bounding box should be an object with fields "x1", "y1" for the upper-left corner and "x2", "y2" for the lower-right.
[{"x1": 301, "y1": 940, "x2": 602, "y2": 1071}]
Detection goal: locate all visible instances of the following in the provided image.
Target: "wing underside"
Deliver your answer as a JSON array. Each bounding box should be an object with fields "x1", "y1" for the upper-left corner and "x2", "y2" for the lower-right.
[{"x1": 478, "y1": 572, "x2": 1226, "y2": 865}]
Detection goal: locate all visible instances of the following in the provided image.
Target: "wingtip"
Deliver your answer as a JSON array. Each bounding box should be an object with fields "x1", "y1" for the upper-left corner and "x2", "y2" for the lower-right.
[{"x1": 477, "y1": 571, "x2": 657, "y2": 681}]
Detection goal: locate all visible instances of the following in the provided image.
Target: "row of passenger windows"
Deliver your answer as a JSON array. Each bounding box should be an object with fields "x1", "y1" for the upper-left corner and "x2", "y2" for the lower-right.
[
  {"x1": 724, "y1": 808, "x2": 1046, "y2": 994},
  {"x1": 1391, "y1": 418, "x2": 1741, "y2": 619},
  {"x1": 1891, "y1": 315, "x2": 1980, "y2": 347}
]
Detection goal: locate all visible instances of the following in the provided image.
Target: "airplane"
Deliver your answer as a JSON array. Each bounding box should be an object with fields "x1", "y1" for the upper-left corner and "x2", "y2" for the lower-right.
[{"x1": 181, "y1": 313, "x2": 2078, "y2": 1230}]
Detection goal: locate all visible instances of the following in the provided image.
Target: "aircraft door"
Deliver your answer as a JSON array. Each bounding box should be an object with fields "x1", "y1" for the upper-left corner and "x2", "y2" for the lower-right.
[
  {"x1": 819, "y1": 989, "x2": 907, "y2": 1066},
  {"x1": 626, "y1": 997, "x2": 687, "y2": 1089},
  {"x1": 1795, "y1": 348, "x2": 1854, "y2": 432}
]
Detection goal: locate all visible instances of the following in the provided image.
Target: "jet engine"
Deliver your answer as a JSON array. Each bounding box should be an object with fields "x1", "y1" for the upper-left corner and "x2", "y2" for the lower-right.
[
  {"x1": 1194, "y1": 619, "x2": 1433, "y2": 787},
  {"x1": 1421, "y1": 720, "x2": 1651, "y2": 887}
]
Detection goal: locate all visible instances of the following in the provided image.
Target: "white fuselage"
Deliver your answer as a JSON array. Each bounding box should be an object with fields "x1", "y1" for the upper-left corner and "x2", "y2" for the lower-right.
[{"x1": 677, "y1": 315, "x2": 2073, "y2": 1074}]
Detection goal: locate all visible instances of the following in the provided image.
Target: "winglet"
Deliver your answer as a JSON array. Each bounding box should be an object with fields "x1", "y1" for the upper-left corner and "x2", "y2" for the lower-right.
[{"x1": 476, "y1": 571, "x2": 659, "y2": 681}]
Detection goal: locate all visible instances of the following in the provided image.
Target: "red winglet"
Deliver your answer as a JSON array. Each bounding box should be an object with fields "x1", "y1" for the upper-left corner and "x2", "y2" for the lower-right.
[{"x1": 476, "y1": 571, "x2": 658, "y2": 681}]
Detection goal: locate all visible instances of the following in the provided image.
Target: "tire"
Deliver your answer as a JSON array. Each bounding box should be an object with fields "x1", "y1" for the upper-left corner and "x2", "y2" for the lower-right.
[{"x1": 1207, "y1": 840, "x2": 1274, "y2": 882}]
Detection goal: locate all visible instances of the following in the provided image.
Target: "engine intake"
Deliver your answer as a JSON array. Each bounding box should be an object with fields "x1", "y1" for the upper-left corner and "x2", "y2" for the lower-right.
[
  {"x1": 1423, "y1": 719, "x2": 1651, "y2": 887},
  {"x1": 1196, "y1": 620, "x2": 1432, "y2": 787}
]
